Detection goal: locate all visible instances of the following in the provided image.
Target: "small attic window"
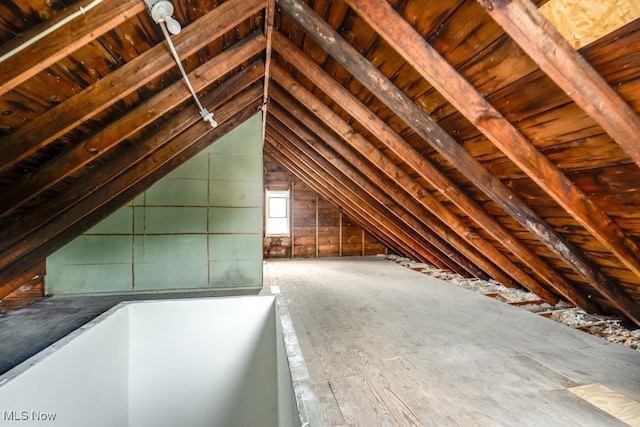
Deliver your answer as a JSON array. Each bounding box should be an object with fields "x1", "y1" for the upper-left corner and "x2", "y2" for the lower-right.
[{"x1": 265, "y1": 189, "x2": 290, "y2": 236}]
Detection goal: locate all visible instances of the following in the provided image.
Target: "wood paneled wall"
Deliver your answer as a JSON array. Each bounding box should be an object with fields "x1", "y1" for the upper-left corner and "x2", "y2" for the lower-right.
[{"x1": 264, "y1": 155, "x2": 387, "y2": 259}]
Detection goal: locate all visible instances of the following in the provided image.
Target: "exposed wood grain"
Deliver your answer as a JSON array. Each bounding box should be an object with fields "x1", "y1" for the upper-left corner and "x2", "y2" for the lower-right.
[
  {"x1": 0, "y1": 0, "x2": 265, "y2": 172},
  {"x1": 266, "y1": 129, "x2": 450, "y2": 267},
  {"x1": 0, "y1": 35, "x2": 266, "y2": 219},
  {"x1": 0, "y1": 261, "x2": 44, "y2": 300},
  {"x1": 478, "y1": 0, "x2": 640, "y2": 170},
  {"x1": 272, "y1": 69, "x2": 559, "y2": 297},
  {"x1": 267, "y1": 257, "x2": 640, "y2": 426},
  {"x1": 271, "y1": 36, "x2": 598, "y2": 305},
  {"x1": 267, "y1": 123, "x2": 441, "y2": 265},
  {"x1": 270, "y1": 102, "x2": 491, "y2": 280},
  {"x1": 0, "y1": 0, "x2": 145, "y2": 96},
  {"x1": 293, "y1": 0, "x2": 640, "y2": 324},
  {"x1": 569, "y1": 383, "x2": 640, "y2": 426},
  {"x1": 264, "y1": 141, "x2": 430, "y2": 264},
  {"x1": 540, "y1": 0, "x2": 640, "y2": 49},
  {"x1": 279, "y1": 0, "x2": 613, "y2": 308}
]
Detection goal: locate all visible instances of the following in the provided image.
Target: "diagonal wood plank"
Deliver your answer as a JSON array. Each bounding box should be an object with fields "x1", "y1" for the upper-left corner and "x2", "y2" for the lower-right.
[
  {"x1": 269, "y1": 104, "x2": 490, "y2": 280},
  {"x1": 0, "y1": 35, "x2": 265, "y2": 219},
  {"x1": 0, "y1": 0, "x2": 145, "y2": 96},
  {"x1": 0, "y1": 0, "x2": 265, "y2": 173},
  {"x1": 271, "y1": 72, "x2": 559, "y2": 300},
  {"x1": 272, "y1": 31, "x2": 594, "y2": 311},
  {"x1": 277, "y1": 0, "x2": 640, "y2": 325},
  {"x1": 477, "y1": 0, "x2": 640, "y2": 169},
  {"x1": 343, "y1": 0, "x2": 640, "y2": 325}
]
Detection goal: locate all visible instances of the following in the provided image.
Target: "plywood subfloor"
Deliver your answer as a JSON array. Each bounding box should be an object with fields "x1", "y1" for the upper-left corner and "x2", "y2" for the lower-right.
[{"x1": 264, "y1": 257, "x2": 640, "y2": 426}]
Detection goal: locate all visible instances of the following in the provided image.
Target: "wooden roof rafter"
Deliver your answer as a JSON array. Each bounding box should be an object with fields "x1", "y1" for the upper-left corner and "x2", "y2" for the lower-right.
[
  {"x1": 0, "y1": 0, "x2": 146, "y2": 96},
  {"x1": 341, "y1": 0, "x2": 640, "y2": 324},
  {"x1": 269, "y1": 96, "x2": 491, "y2": 280},
  {"x1": 265, "y1": 123, "x2": 445, "y2": 267},
  {"x1": 0, "y1": 62, "x2": 265, "y2": 290},
  {"x1": 0, "y1": 35, "x2": 266, "y2": 219},
  {"x1": 277, "y1": 0, "x2": 640, "y2": 325},
  {"x1": 0, "y1": 0, "x2": 266, "y2": 173},
  {"x1": 271, "y1": 66, "x2": 564, "y2": 302},
  {"x1": 478, "y1": 0, "x2": 640, "y2": 169},
  {"x1": 271, "y1": 31, "x2": 595, "y2": 312}
]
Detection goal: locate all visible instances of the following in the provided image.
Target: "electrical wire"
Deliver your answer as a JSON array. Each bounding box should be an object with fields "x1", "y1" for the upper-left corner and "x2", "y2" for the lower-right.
[
  {"x1": 0, "y1": 0, "x2": 104, "y2": 63},
  {"x1": 159, "y1": 21, "x2": 217, "y2": 128}
]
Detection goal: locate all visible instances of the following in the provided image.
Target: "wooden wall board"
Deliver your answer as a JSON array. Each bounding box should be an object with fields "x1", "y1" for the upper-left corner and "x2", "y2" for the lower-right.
[{"x1": 263, "y1": 154, "x2": 387, "y2": 259}]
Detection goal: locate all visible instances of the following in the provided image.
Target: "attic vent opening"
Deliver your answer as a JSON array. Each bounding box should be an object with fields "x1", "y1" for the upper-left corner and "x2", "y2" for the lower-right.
[{"x1": 144, "y1": 0, "x2": 218, "y2": 128}]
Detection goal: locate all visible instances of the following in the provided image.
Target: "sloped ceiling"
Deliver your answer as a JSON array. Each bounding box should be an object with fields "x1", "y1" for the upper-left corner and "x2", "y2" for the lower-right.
[{"x1": 1, "y1": 0, "x2": 640, "y2": 325}]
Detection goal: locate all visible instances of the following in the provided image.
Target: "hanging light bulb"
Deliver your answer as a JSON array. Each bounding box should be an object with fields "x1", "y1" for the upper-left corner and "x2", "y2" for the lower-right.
[
  {"x1": 146, "y1": 0, "x2": 181, "y2": 34},
  {"x1": 144, "y1": 0, "x2": 218, "y2": 128},
  {"x1": 164, "y1": 15, "x2": 182, "y2": 35}
]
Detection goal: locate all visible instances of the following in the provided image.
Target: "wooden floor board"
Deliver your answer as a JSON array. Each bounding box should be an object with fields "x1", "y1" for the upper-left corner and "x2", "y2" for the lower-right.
[{"x1": 267, "y1": 257, "x2": 640, "y2": 426}]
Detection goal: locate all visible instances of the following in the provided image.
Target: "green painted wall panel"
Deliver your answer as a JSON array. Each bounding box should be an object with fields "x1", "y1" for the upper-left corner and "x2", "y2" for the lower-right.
[
  {"x1": 142, "y1": 207, "x2": 208, "y2": 234},
  {"x1": 144, "y1": 178, "x2": 208, "y2": 206},
  {"x1": 209, "y1": 207, "x2": 263, "y2": 234},
  {"x1": 134, "y1": 235, "x2": 209, "y2": 291},
  {"x1": 46, "y1": 114, "x2": 263, "y2": 295}
]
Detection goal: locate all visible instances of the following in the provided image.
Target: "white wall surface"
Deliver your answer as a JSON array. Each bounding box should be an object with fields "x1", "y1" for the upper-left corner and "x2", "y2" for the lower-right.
[
  {"x1": 0, "y1": 307, "x2": 130, "y2": 426},
  {"x1": 128, "y1": 297, "x2": 280, "y2": 427},
  {"x1": 0, "y1": 296, "x2": 301, "y2": 427}
]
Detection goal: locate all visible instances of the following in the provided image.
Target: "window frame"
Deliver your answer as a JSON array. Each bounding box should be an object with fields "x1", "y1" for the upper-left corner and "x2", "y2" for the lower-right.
[{"x1": 265, "y1": 189, "x2": 291, "y2": 236}]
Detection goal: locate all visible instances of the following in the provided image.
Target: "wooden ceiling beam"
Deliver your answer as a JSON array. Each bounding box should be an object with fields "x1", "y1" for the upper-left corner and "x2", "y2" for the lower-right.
[
  {"x1": 0, "y1": 73, "x2": 263, "y2": 276},
  {"x1": 0, "y1": 0, "x2": 266, "y2": 172},
  {"x1": 269, "y1": 103, "x2": 486, "y2": 279},
  {"x1": 265, "y1": 125, "x2": 451, "y2": 268},
  {"x1": 264, "y1": 143, "x2": 417, "y2": 263},
  {"x1": 0, "y1": 101, "x2": 262, "y2": 289},
  {"x1": 0, "y1": 0, "x2": 145, "y2": 96},
  {"x1": 272, "y1": 31, "x2": 594, "y2": 310},
  {"x1": 0, "y1": 35, "x2": 266, "y2": 220},
  {"x1": 278, "y1": 0, "x2": 640, "y2": 324},
  {"x1": 342, "y1": 0, "x2": 640, "y2": 324},
  {"x1": 270, "y1": 78, "x2": 561, "y2": 298},
  {"x1": 261, "y1": 0, "x2": 276, "y2": 143},
  {"x1": 271, "y1": 63, "x2": 567, "y2": 304},
  {"x1": 477, "y1": 0, "x2": 640, "y2": 169}
]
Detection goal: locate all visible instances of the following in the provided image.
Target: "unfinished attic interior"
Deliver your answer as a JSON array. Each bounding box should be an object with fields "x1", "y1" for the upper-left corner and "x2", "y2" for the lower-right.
[{"x1": 1, "y1": 0, "x2": 640, "y2": 424}]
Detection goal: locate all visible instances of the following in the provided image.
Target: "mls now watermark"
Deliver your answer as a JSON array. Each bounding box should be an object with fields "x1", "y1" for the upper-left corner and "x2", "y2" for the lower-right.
[{"x1": 3, "y1": 410, "x2": 57, "y2": 421}]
